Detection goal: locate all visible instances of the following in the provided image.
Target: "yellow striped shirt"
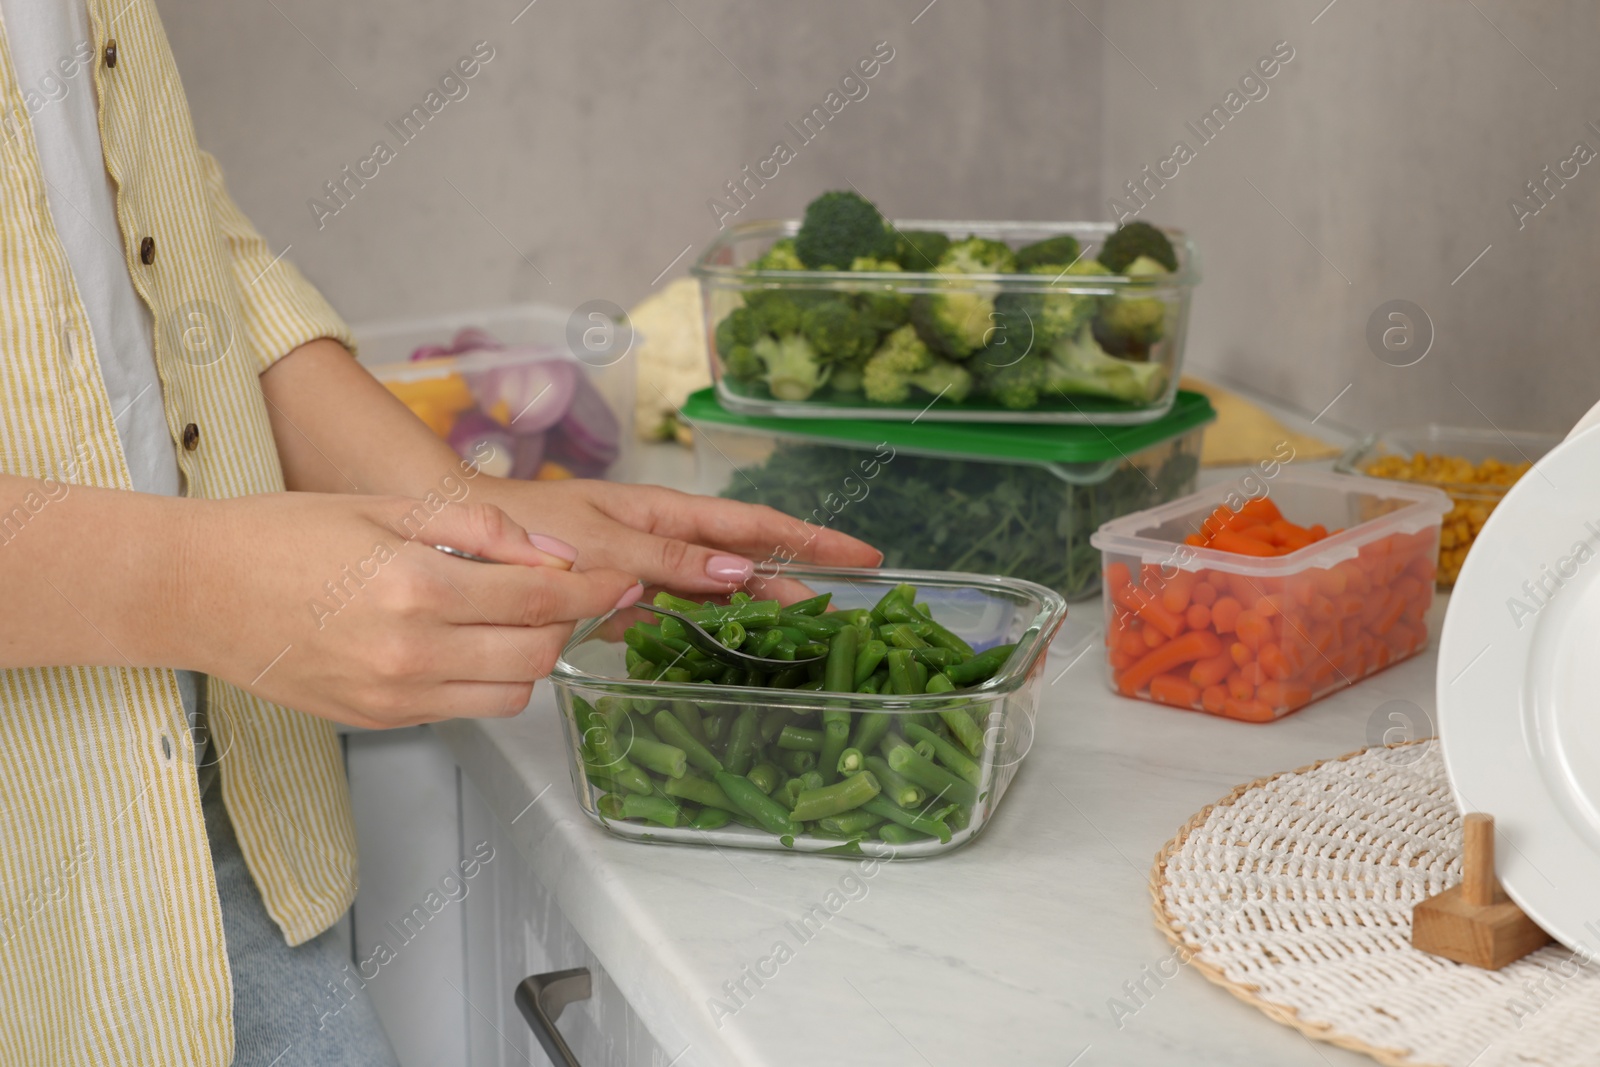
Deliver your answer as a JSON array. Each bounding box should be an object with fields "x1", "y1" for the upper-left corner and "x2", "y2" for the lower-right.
[{"x1": 0, "y1": 3, "x2": 357, "y2": 1064}]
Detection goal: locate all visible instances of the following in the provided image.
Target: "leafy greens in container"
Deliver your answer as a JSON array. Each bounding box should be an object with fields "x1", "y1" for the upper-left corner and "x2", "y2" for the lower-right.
[{"x1": 681, "y1": 388, "x2": 1214, "y2": 601}]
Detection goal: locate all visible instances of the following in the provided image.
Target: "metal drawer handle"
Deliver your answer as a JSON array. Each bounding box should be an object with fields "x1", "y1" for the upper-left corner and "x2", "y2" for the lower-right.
[{"x1": 515, "y1": 967, "x2": 591, "y2": 1067}]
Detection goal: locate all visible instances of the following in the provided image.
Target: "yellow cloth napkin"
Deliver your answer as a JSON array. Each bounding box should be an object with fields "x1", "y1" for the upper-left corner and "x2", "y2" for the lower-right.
[{"x1": 1180, "y1": 376, "x2": 1342, "y2": 467}]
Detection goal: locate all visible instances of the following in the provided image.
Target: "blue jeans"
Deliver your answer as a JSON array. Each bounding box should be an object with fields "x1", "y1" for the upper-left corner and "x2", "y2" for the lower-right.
[{"x1": 205, "y1": 785, "x2": 400, "y2": 1067}]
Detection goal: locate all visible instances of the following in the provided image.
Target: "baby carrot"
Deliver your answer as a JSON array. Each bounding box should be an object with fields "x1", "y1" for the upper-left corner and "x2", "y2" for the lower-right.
[
  {"x1": 1256, "y1": 680, "x2": 1313, "y2": 710},
  {"x1": 1116, "y1": 630, "x2": 1223, "y2": 695},
  {"x1": 1211, "y1": 596, "x2": 1243, "y2": 634},
  {"x1": 1211, "y1": 530, "x2": 1277, "y2": 557},
  {"x1": 1110, "y1": 582, "x2": 1185, "y2": 639},
  {"x1": 1191, "y1": 581, "x2": 1218, "y2": 607},
  {"x1": 1149, "y1": 673, "x2": 1201, "y2": 709},
  {"x1": 1222, "y1": 698, "x2": 1277, "y2": 723},
  {"x1": 1160, "y1": 571, "x2": 1197, "y2": 614},
  {"x1": 1201, "y1": 684, "x2": 1228, "y2": 714},
  {"x1": 1189, "y1": 653, "x2": 1234, "y2": 688},
  {"x1": 1185, "y1": 603, "x2": 1212, "y2": 631}
]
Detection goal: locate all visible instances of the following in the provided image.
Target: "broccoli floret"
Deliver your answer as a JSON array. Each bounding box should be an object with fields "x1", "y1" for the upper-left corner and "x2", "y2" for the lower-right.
[
  {"x1": 981, "y1": 354, "x2": 1046, "y2": 410},
  {"x1": 794, "y1": 190, "x2": 896, "y2": 269},
  {"x1": 991, "y1": 260, "x2": 1113, "y2": 356},
  {"x1": 1014, "y1": 234, "x2": 1083, "y2": 271},
  {"x1": 861, "y1": 325, "x2": 973, "y2": 404},
  {"x1": 715, "y1": 306, "x2": 763, "y2": 356},
  {"x1": 1093, "y1": 255, "x2": 1168, "y2": 358},
  {"x1": 751, "y1": 237, "x2": 806, "y2": 272},
  {"x1": 753, "y1": 333, "x2": 828, "y2": 401},
  {"x1": 799, "y1": 299, "x2": 877, "y2": 364},
  {"x1": 849, "y1": 256, "x2": 913, "y2": 333},
  {"x1": 1041, "y1": 326, "x2": 1166, "y2": 405},
  {"x1": 1097, "y1": 221, "x2": 1178, "y2": 273},
  {"x1": 723, "y1": 343, "x2": 763, "y2": 381},
  {"x1": 907, "y1": 238, "x2": 1018, "y2": 360},
  {"x1": 829, "y1": 366, "x2": 865, "y2": 394},
  {"x1": 894, "y1": 230, "x2": 951, "y2": 270},
  {"x1": 938, "y1": 236, "x2": 1017, "y2": 275},
  {"x1": 747, "y1": 291, "x2": 804, "y2": 337}
]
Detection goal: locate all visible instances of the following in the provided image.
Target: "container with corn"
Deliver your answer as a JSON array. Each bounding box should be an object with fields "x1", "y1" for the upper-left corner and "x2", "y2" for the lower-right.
[{"x1": 1336, "y1": 425, "x2": 1558, "y2": 586}]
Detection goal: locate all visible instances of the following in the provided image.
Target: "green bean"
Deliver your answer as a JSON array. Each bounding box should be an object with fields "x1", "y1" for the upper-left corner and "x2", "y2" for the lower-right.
[
  {"x1": 824, "y1": 627, "x2": 860, "y2": 696},
  {"x1": 625, "y1": 736, "x2": 688, "y2": 780},
  {"x1": 661, "y1": 666, "x2": 692, "y2": 684},
  {"x1": 690, "y1": 807, "x2": 732, "y2": 830},
  {"x1": 747, "y1": 761, "x2": 783, "y2": 795},
  {"x1": 881, "y1": 623, "x2": 931, "y2": 650},
  {"x1": 716, "y1": 620, "x2": 747, "y2": 649},
  {"x1": 776, "y1": 725, "x2": 824, "y2": 752},
  {"x1": 769, "y1": 666, "x2": 808, "y2": 689},
  {"x1": 935, "y1": 703, "x2": 985, "y2": 759},
  {"x1": 685, "y1": 600, "x2": 780, "y2": 629},
  {"x1": 912, "y1": 738, "x2": 937, "y2": 762},
  {"x1": 870, "y1": 583, "x2": 916, "y2": 623},
  {"x1": 753, "y1": 628, "x2": 785, "y2": 658},
  {"x1": 730, "y1": 591, "x2": 752, "y2": 605},
  {"x1": 703, "y1": 711, "x2": 730, "y2": 744},
  {"x1": 856, "y1": 676, "x2": 881, "y2": 695},
  {"x1": 863, "y1": 756, "x2": 924, "y2": 809},
  {"x1": 942, "y1": 643, "x2": 1018, "y2": 687},
  {"x1": 835, "y1": 746, "x2": 867, "y2": 776},
  {"x1": 620, "y1": 794, "x2": 686, "y2": 827},
  {"x1": 596, "y1": 792, "x2": 626, "y2": 819},
  {"x1": 777, "y1": 612, "x2": 845, "y2": 639},
  {"x1": 849, "y1": 712, "x2": 892, "y2": 756},
  {"x1": 715, "y1": 771, "x2": 802, "y2": 835},
  {"x1": 794, "y1": 641, "x2": 830, "y2": 660},
  {"x1": 884, "y1": 736, "x2": 978, "y2": 808},
  {"x1": 652, "y1": 591, "x2": 704, "y2": 613},
  {"x1": 652, "y1": 709, "x2": 723, "y2": 775},
  {"x1": 903, "y1": 723, "x2": 980, "y2": 787},
  {"x1": 817, "y1": 711, "x2": 851, "y2": 785},
  {"x1": 758, "y1": 709, "x2": 791, "y2": 744},
  {"x1": 776, "y1": 748, "x2": 817, "y2": 776},
  {"x1": 659, "y1": 615, "x2": 689, "y2": 642},
  {"x1": 624, "y1": 626, "x2": 690, "y2": 664},
  {"x1": 887, "y1": 649, "x2": 924, "y2": 696},
  {"x1": 853, "y1": 639, "x2": 889, "y2": 686},
  {"x1": 861, "y1": 795, "x2": 950, "y2": 843},
  {"x1": 624, "y1": 647, "x2": 649, "y2": 674},
  {"x1": 669, "y1": 701, "x2": 710, "y2": 745},
  {"x1": 573, "y1": 698, "x2": 653, "y2": 795},
  {"x1": 881, "y1": 600, "x2": 974, "y2": 658},
  {"x1": 911, "y1": 647, "x2": 960, "y2": 669},
  {"x1": 722, "y1": 708, "x2": 761, "y2": 775},
  {"x1": 818, "y1": 809, "x2": 885, "y2": 835},
  {"x1": 877, "y1": 822, "x2": 935, "y2": 845},
  {"x1": 664, "y1": 773, "x2": 740, "y2": 812},
  {"x1": 789, "y1": 771, "x2": 880, "y2": 822},
  {"x1": 785, "y1": 592, "x2": 833, "y2": 616},
  {"x1": 777, "y1": 626, "x2": 809, "y2": 645}
]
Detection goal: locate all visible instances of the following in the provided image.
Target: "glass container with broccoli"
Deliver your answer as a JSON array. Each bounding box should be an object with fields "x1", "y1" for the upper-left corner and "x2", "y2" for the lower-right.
[{"x1": 693, "y1": 191, "x2": 1200, "y2": 425}]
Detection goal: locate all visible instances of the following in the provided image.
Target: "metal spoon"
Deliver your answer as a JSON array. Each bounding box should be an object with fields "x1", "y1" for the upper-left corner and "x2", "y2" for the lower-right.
[
  {"x1": 635, "y1": 603, "x2": 828, "y2": 671},
  {"x1": 433, "y1": 545, "x2": 502, "y2": 564}
]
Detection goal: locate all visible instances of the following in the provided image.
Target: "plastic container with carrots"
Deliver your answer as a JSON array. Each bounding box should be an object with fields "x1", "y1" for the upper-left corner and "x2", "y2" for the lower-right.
[{"x1": 1089, "y1": 471, "x2": 1451, "y2": 722}]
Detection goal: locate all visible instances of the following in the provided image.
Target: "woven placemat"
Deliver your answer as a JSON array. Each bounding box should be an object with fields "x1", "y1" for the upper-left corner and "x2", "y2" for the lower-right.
[{"x1": 1150, "y1": 741, "x2": 1600, "y2": 1067}]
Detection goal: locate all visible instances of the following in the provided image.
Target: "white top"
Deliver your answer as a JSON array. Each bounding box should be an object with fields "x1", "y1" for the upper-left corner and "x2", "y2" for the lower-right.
[
  {"x1": 0, "y1": 0, "x2": 179, "y2": 497},
  {"x1": 2, "y1": 0, "x2": 197, "y2": 720}
]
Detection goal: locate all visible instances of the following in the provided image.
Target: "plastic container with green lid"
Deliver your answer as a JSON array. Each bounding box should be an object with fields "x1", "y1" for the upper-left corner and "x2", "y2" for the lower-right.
[{"x1": 680, "y1": 387, "x2": 1215, "y2": 601}]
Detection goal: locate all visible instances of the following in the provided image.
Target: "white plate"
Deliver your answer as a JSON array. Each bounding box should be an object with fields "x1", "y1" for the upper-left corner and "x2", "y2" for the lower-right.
[{"x1": 1438, "y1": 421, "x2": 1600, "y2": 954}]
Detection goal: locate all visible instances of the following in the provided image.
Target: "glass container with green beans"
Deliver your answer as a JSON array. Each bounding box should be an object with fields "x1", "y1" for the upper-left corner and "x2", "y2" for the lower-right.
[{"x1": 551, "y1": 566, "x2": 1067, "y2": 858}]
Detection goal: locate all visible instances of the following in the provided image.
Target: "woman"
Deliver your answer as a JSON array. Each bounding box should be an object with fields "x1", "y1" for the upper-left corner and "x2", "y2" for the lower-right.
[{"x1": 0, "y1": 2, "x2": 879, "y2": 1065}]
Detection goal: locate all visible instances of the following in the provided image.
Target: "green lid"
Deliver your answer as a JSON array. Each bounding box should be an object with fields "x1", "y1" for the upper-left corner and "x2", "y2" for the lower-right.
[{"x1": 679, "y1": 387, "x2": 1215, "y2": 471}]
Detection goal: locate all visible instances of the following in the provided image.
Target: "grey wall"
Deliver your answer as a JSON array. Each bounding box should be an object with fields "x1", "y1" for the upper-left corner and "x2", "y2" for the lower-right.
[
  {"x1": 162, "y1": 0, "x2": 1103, "y2": 325},
  {"x1": 1100, "y1": 0, "x2": 1600, "y2": 436}
]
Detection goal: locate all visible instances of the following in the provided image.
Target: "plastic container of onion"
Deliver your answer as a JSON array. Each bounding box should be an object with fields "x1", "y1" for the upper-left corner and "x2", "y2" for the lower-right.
[{"x1": 548, "y1": 565, "x2": 1069, "y2": 858}]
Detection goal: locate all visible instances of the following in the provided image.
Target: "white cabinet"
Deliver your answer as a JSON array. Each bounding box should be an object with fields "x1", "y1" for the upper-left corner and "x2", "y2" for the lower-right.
[{"x1": 347, "y1": 726, "x2": 672, "y2": 1067}]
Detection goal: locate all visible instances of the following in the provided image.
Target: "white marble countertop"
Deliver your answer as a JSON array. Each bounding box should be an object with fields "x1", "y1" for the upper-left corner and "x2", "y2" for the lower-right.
[{"x1": 439, "y1": 441, "x2": 1439, "y2": 1067}]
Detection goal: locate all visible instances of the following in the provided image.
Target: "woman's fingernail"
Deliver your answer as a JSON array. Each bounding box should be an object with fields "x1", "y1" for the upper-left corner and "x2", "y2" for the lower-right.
[
  {"x1": 705, "y1": 554, "x2": 754, "y2": 583},
  {"x1": 527, "y1": 533, "x2": 578, "y2": 562},
  {"x1": 613, "y1": 583, "x2": 645, "y2": 610}
]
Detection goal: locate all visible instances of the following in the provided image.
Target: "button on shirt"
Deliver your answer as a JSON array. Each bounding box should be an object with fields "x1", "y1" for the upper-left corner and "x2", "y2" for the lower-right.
[{"x1": 0, "y1": 3, "x2": 359, "y2": 1064}]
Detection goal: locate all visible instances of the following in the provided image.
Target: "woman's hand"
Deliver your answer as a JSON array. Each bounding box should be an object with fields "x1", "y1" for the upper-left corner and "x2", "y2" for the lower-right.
[
  {"x1": 182, "y1": 493, "x2": 641, "y2": 729},
  {"x1": 475, "y1": 478, "x2": 883, "y2": 594}
]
